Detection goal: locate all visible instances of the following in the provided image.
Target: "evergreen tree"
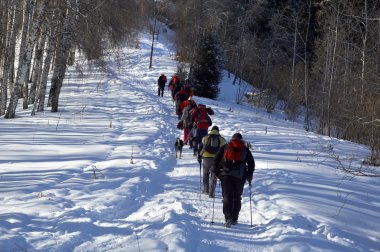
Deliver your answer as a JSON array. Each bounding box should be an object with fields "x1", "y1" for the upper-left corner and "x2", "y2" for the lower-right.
[{"x1": 189, "y1": 31, "x2": 223, "y2": 99}]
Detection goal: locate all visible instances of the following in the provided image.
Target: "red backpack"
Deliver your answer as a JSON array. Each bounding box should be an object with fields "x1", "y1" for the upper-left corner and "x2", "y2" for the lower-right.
[
  {"x1": 190, "y1": 104, "x2": 211, "y2": 130},
  {"x1": 223, "y1": 139, "x2": 245, "y2": 169},
  {"x1": 169, "y1": 76, "x2": 178, "y2": 91}
]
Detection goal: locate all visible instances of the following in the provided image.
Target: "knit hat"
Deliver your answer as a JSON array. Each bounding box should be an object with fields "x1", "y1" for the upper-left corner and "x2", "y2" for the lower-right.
[
  {"x1": 232, "y1": 133, "x2": 243, "y2": 140},
  {"x1": 211, "y1": 126, "x2": 219, "y2": 131}
]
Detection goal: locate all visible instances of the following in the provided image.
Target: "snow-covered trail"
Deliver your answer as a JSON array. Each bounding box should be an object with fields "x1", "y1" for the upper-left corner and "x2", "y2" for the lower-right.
[{"x1": 1, "y1": 31, "x2": 380, "y2": 252}]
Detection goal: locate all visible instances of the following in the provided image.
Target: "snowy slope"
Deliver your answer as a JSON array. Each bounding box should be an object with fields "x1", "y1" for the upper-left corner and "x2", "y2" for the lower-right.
[{"x1": 1, "y1": 29, "x2": 380, "y2": 252}]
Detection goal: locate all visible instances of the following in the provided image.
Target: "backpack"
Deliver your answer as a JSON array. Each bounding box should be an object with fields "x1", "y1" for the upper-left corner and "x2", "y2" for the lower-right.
[
  {"x1": 169, "y1": 76, "x2": 178, "y2": 91},
  {"x1": 204, "y1": 134, "x2": 221, "y2": 154},
  {"x1": 222, "y1": 139, "x2": 245, "y2": 170},
  {"x1": 176, "y1": 90, "x2": 189, "y2": 102},
  {"x1": 195, "y1": 105, "x2": 211, "y2": 130}
]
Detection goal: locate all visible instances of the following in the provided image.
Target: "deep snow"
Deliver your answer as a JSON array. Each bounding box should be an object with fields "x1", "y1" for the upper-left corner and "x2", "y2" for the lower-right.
[{"x1": 1, "y1": 27, "x2": 380, "y2": 252}]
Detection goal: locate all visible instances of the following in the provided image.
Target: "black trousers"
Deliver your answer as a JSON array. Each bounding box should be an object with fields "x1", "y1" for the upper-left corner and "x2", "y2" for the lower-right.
[
  {"x1": 221, "y1": 176, "x2": 245, "y2": 221},
  {"x1": 158, "y1": 86, "x2": 164, "y2": 96}
]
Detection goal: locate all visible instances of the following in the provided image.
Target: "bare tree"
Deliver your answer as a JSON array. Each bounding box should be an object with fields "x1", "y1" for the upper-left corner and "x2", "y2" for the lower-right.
[{"x1": 1, "y1": 0, "x2": 20, "y2": 116}]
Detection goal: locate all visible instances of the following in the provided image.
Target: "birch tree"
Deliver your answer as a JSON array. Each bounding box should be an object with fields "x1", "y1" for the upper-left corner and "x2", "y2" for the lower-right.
[
  {"x1": 33, "y1": 14, "x2": 58, "y2": 114},
  {"x1": 5, "y1": 0, "x2": 46, "y2": 118},
  {"x1": 29, "y1": 19, "x2": 48, "y2": 105},
  {"x1": 1, "y1": 0, "x2": 20, "y2": 116},
  {"x1": 48, "y1": 0, "x2": 74, "y2": 112}
]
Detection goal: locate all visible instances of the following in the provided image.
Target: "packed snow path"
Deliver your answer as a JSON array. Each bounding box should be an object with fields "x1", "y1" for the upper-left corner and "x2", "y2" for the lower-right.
[{"x1": 1, "y1": 32, "x2": 380, "y2": 252}]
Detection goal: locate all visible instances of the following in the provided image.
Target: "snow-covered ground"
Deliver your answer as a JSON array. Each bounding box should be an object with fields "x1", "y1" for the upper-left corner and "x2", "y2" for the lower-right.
[{"x1": 1, "y1": 28, "x2": 380, "y2": 252}]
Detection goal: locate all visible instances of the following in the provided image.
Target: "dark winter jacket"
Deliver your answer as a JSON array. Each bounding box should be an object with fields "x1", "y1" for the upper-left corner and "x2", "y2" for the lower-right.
[
  {"x1": 172, "y1": 82, "x2": 183, "y2": 99},
  {"x1": 214, "y1": 139, "x2": 255, "y2": 181},
  {"x1": 158, "y1": 75, "x2": 167, "y2": 88}
]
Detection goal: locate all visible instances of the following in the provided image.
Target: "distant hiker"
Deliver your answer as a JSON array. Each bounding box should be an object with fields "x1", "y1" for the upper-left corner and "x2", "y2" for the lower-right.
[
  {"x1": 183, "y1": 81, "x2": 194, "y2": 98},
  {"x1": 199, "y1": 126, "x2": 226, "y2": 197},
  {"x1": 214, "y1": 133, "x2": 255, "y2": 228},
  {"x1": 168, "y1": 74, "x2": 180, "y2": 99},
  {"x1": 175, "y1": 84, "x2": 192, "y2": 120},
  {"x1": 180, "y1": 99, "x2": 197, "y2": 146},
  {"x1": 189, "y1": 104, "x2": 213, "y2": 156},
  {"x1": 157, "y1": 73, "x2": 167, "y2": 97}
]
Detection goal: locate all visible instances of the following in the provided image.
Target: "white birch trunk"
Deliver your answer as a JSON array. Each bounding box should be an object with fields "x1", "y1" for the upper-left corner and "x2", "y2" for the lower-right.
[
  {"x1": 5, "y1": 0, "x2": 34, "y2": 118},
  {"x1": 326, "y1": 7, "x2": 340, "y2": 137},
  {"x1": 0, "y1": 0, "x2": 9, "y2": 115},
  {"x1": 303, "y1": 0, "x2": 312, "y2": 131},
  {"x1": 22, "y1": 0, "x2": 46, "y2": 109},
  {"x1": 360, "y1": 0, "x2": 368, "y2": 105},
  {"x1": 33, "y1": 17, "x2": 56, "y2": 114},
  {"x1": 1, "y1": 0, "x2": 20, "y2": 116},
  {"x1": 29, "y1": 20, "x2": 48, "y2": 105}
]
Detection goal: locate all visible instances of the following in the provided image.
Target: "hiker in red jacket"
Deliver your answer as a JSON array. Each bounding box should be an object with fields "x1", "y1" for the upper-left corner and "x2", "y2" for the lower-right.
[
  {"x1": 175, "y1": 84, "x2": 193, "y2": 120},
  {"x1": 190, "y1": 104, "x2": 212, "y2": 156},
  {"x1": 168, "y1": 74, "x2": 180, "y2": 99}
]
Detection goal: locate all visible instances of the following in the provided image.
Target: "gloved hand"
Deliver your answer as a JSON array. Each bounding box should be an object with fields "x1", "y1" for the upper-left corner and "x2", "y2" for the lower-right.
[
  {"x1": 212, "y1": 175, "x2": 218, "y2": 181},
  {"x1": 197, "y1": 154, "x2": 202, "y2": 163},
  {"x1": 247, "y1": 177, "x2": 252, "y2": 185}
]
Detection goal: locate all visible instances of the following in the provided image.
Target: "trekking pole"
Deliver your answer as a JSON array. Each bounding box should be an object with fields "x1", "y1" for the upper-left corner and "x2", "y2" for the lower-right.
[
  {"x1": 199, "y1": 160, "x2": 202, "y2": 194},
  {"x1": 249, "y1": 182, "x2": 253, "y2": 228},
  {"x1": 211, "y1": 179, "x2": 217, "y2": 225}
]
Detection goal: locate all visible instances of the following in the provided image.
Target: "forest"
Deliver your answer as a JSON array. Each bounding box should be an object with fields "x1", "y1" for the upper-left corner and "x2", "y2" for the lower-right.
[{"x1": 0, "y1": 0, "x2": 379, "y2": 165}]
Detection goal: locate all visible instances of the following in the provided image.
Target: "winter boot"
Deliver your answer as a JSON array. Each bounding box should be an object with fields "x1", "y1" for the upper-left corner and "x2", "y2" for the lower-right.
[{"x1": 224, "y1": 219, "x2": 232, "y2": 228}]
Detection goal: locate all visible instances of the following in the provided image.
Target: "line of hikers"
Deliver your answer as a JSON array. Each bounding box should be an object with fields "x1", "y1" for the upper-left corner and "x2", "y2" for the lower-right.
[{"x1": 157, "y1": 73, "x2": 255, "y2": 228}]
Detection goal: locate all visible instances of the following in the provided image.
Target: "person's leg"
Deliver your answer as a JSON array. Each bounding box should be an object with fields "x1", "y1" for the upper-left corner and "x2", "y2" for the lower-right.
[
  {"x1": 231, "y1": 178, "x2": 245, "y2": 224},
  {"x1": 194, "y1": 129, "x2": 207, "y2": 155},
  {"x1": 189, "y1": 127, "x2": 195, "y2": 149},
  {"x1": 209, "y1": 165, "x2": 216, "y2": 197},
  {"x1": 183, "y1": 127, "x2": 189, "y2": 144},
  {"x1": 193, "y1": 131, "x2": 199, "y2": 155},
  {"x1": 221, "y1": 176, "x2": 234, "y2": 223},
  {"x1": 202, "y1": 158, "x2": 213, "y2": 194}
]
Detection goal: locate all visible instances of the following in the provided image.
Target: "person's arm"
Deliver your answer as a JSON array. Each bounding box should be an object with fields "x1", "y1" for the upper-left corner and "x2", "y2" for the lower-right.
[
  {"x1": 245, "y1": 148, "x2": 255, "y2": 184},
  {"x1": 213, "y1": 146, "x2": 225, "y2": 178},
  {"x1": 219, "y1": 137, "x2": 227, "y2": 147},
  {"x1": 181, "y1": 107, "x2": 188, "y2": 121}
]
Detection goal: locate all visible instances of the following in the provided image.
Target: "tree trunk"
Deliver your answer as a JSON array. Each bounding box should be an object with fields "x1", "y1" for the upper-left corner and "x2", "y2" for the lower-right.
[
  {"x1": 29, "y1": 20, "x2": 48, "y2": 105},
  {"x1": 34, "y1": 17, "x2": 56, "y2": 114},
  {"x1": 22, "y1": 0, "x2": 46, "y2": 109},
  {"x1": 303, "y1": 0, "x2": 312, "y2": 131},
  {"x1": 48, "y1": 1, "x2": 74, "y2": 112},
  {"x1": 1, "y1": 0, "x2": 19, "y2": 116},
  {"x1": 360, "y1": 0, "x2": 368, "y2": 105},
  {"x1": 5, "y1": 0, "x2": 35, "y2": 118},
  {"x1": 149, "y1": 18, "x2": 156, "y2": 69},
  {"x1": 326, "y1": 7, "x2": 340, "y2": 137}
]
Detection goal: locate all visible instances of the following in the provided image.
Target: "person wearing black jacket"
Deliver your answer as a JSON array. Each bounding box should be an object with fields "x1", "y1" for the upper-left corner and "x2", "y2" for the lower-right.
[
  {"x1": 157, "y1": 73, "x2": 167, "y2": 97},
  {"x1": 214, "y1": 133, "x2": 255, "y2": 228}
]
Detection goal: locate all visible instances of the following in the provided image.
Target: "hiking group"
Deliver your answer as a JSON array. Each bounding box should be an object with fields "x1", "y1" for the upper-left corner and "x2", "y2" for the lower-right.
[{"x1": 157, "y1": 73, "x2": 255, "y2": 228}]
